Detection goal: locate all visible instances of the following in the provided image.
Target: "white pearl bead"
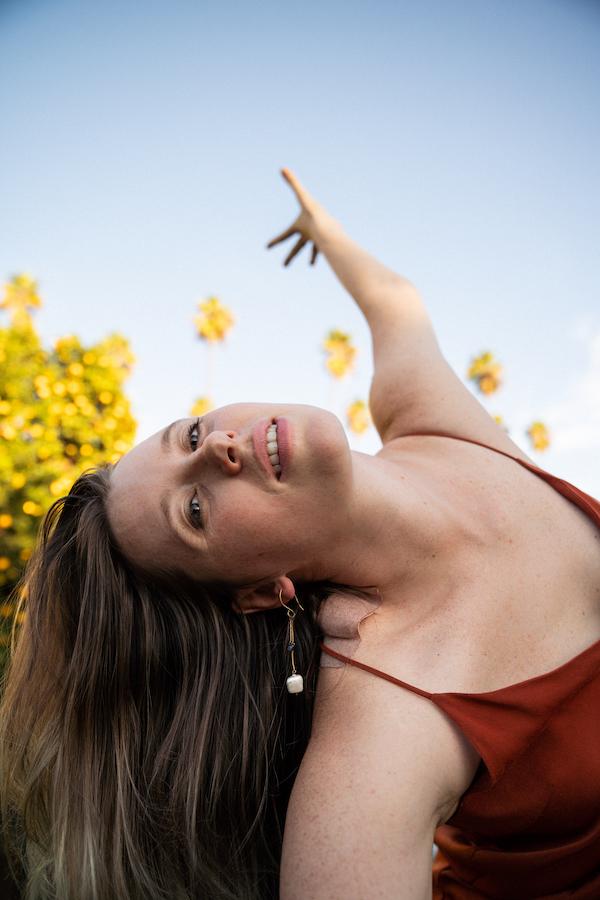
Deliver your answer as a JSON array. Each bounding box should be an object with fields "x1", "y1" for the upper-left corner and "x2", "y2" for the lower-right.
[{"x1": 286, "y1": 674, "x2": 304, "y2": 693}]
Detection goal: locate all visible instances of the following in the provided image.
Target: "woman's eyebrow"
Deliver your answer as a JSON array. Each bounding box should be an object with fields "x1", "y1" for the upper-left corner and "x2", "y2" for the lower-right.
[{"x1": 161, "y1": 419, "x2": 185, "y2": 453}]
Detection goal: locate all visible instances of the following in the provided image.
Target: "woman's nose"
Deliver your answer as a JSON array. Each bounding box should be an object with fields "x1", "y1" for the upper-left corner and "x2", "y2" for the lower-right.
[{"x1": 192, "y1": 430, "x2": 241, "y2": 475}]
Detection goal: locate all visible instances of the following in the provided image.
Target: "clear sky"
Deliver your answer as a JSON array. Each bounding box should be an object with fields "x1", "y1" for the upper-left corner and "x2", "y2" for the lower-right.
[{"x1": 1, "y1": 0, "x2": 599, "y2": 494}]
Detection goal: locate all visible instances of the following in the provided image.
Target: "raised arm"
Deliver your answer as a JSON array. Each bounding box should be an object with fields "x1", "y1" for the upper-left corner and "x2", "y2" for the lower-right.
[{"x1": 267, "y1": 169, "x2": 534, "y2": 463}]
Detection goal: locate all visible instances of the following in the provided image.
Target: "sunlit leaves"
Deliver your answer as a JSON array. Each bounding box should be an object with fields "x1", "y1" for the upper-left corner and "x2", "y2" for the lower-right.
[
  {"x1": 323, "y1": 329, "x2": 357, "y2": 379},
  {"x1": 467, "y1": 350, "x2": 503, "y2": 395},
  {"x1": 193, "y1": 296, "x2": 235, "y2": 343},
  {"x1": 346, "y1": 400, "x2": 371, "y2": 435},
  {"x1": 0, "y1": 276, "x2": 137, "y2": 632}
]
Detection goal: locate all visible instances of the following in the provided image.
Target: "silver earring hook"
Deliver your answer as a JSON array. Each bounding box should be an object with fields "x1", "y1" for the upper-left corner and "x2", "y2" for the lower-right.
[{"x1": 278, "y1": 588, "x2": 304, "y2": 616}]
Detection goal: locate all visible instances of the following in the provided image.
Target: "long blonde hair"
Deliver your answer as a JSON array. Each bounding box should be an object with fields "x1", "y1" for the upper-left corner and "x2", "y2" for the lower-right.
[{"x1": 0, "y1": 464, "x2": 372, "y2": 899}]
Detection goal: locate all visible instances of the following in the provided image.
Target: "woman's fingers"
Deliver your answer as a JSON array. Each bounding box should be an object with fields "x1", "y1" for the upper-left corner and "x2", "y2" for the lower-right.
[
  {"x1": 281, "y1": 167, "x2": 314, "y2": 211},
  {"x1": 283, "y1": 236, "x2": 308, "y2": 266},
  {"x1": 266, "y1": 224, "x2": 297, "y2": 249},
  {"x1": 310, "y1": 244, "x2": 319, "y2": 266}
]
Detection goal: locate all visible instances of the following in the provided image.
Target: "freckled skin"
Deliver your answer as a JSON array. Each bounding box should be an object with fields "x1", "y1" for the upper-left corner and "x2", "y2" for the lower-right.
[
  {"x1": 107, "y1": 402, "x2": 357, "y2": 607},
  {"x1": 107, "y1": 401, "x2": 456, "y2": 616}
]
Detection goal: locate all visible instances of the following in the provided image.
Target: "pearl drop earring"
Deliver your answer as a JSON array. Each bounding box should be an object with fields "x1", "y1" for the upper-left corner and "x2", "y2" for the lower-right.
[{"x1": 279, "y1": 588, "x2": 304, "y2": 693}]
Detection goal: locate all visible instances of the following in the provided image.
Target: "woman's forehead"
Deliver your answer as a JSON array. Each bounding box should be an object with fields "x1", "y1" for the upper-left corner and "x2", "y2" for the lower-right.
[
  {"x1": 112, "y1": 426, "x2": 163, "y2": 478},
  {"x1": 107, "y1": 433, "x2": 190, "y2": 572}
]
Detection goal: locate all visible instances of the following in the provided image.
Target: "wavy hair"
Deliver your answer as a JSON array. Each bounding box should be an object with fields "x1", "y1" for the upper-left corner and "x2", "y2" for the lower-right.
[{"x1": 0, "y1": 464, "x2": 373, "y2": 899}]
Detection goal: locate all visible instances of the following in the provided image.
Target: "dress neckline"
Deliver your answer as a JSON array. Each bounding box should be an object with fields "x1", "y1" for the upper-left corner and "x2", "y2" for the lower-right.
[
  {"x1": 439, "y1": 632, "x2": 600, "y2": 698},
  {"x1": 319, "y1": 634, "x2": 600, "y2": 699}
]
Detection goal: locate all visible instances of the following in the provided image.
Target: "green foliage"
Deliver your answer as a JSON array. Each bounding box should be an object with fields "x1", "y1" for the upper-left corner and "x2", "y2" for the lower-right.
[{"x1": 0, "y1": 274, "x2": 137, "y2": 665}]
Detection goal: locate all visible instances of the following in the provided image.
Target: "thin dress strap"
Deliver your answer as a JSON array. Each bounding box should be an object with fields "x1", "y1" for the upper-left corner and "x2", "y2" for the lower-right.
[
  {"x1": 399, "y1": 430, "x2": 600, "y2": 524},
  {"x1": 320, "y1": 430, "x2": 600, "y2": 683},
  {"x1": 318, "y1": 641, "x2": 434, "y2": 697}
]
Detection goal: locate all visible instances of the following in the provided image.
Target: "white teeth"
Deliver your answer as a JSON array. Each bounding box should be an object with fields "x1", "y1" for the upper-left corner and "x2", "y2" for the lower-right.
[{"x1": 265, "y1": 423, "x2": 281, "y2": 476}]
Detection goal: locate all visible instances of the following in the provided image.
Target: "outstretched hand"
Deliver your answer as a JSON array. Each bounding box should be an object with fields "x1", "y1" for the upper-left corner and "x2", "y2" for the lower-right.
[{"x1": 266, "y1": 168, "x2": 340, "y2": 267}]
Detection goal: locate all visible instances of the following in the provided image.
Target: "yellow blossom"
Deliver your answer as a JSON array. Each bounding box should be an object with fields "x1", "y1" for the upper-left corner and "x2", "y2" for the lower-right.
[
  {"x1": 323, "y1": 329, "x2": 357, "y2": 379},
  {"x1": 37, "y1": 446, "x2": 51, "y2": 460},
  {"x1": 0, "y1": 603, "x2": 14, "y2": 617},
  {"x1": 0, "y1": 514, "x2": 14, "y2": 528},
  {"x1": 29, "y1": 423, "x2": 44, "y2": 437},
  {"x1": 99, "y1": 390, "x2": 113, "y2": 405},
  {"x1": 193, "y1": 296, "x2": 235, "y2": 343},
  {"x1": 0, "y1": 423, "x2": 16, "y2": 440},
  {"x1": 190, "y1": 396, "x2": 213, "y2": 417},
  {"x1": 346, "y1": 400, "x2": 371, "y2": 435},
  {"x1": 467, "y1": 351, "x2": 503, "y2": 395},
  {"x1": 10, "y1": 473, "x2": 26, "y2": 489},
  {"x1": 82, "y1": 351, "x2": 96, "y2": 365},
  {"x1": 0, "y1": 400, "x2": 11, "y2": 415},
  {"x1": 68, "y1": 362, "x2": 84, "y2": 376},
  {"x1": 0, "y1": 558, "x2": 10, "y2": 571},
  {"x1": 79, "y1": 443, "x2": 94, "y2": 457},
  {"x1": 527, "y1": 421, "x2": 550, "y2": 452},
  {"x1": 65, "y1": 443, "x2": 78, "y2": 457},
  {"x1": 50, "y1": 476, "x2": 73, "y2": 496},
  {"x1": 34, "y1": 375, "x2": 51, "y2": 398},
  {"x1": 22, "y1": 501, "x2": 42, "y2": 516},
  {"x1": 0, "y1": 273, "x2": 42, "y2": 322},
  {"x1": 19, "y1": 547, "x2": 32, "y2": 561}
]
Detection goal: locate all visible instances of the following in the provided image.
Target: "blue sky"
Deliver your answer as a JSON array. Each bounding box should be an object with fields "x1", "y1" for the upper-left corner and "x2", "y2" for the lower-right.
[{"x1": 1, "y1": 0, "x2": 599, "y2": 494}]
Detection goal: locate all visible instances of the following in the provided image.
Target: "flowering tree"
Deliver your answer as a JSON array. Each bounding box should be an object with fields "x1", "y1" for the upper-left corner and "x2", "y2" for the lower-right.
[
  {"x1": 322, "y1": 328, "x2": 357, "y2": 379},
  {"x1": 0, "y1": 274, "x2": 137, "y2": 665},
  {"x1": 467, "y1": 349, "x2": 550, "y2": 452},
  {"x1": 192, "y1": 295, "x2": 235, "y2": 410},
  {"x1": 346, "y1": 399, "x2": 371, "y2": 435}
]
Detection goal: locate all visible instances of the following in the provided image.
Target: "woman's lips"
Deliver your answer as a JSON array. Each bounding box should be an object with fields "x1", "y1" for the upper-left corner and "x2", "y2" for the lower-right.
[{"x1": 252, "y1": 419, "x2": 278, "y2": 480}]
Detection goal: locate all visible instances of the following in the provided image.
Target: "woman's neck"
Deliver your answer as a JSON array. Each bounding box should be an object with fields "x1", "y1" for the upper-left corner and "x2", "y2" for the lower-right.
[{"x1": 291, "y1": 449, "x2": 475, "y2": 616}]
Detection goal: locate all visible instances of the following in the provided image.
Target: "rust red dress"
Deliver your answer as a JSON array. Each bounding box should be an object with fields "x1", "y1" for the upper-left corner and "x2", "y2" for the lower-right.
[{"x1": 320, "y1": 432, "x2": 600, "y2": 899}]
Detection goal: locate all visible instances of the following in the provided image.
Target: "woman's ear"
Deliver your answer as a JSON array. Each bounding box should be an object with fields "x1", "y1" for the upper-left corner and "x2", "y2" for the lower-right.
[{"x1": 232, "y1": 575, "x2": 296, "y2": 615}]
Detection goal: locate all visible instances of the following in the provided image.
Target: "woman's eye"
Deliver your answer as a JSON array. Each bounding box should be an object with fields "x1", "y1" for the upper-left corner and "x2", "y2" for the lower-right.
[
  {"x1": 189, "y1": 496, "x2": 203, "y2": 529},
  {"x1": 187, "y1": 418, "x2": 201, "y2": 451}
]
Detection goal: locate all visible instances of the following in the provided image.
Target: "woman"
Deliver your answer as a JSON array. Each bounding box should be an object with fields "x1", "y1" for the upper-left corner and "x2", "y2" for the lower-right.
[{"x1": 1, "y1": 169, "x2": 599, "y2": 900}]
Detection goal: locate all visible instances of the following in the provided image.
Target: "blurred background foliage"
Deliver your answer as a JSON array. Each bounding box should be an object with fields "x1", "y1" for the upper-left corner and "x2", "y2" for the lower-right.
[{"x1": 0, "y1": 274, "x2": 137, "y2": 668}]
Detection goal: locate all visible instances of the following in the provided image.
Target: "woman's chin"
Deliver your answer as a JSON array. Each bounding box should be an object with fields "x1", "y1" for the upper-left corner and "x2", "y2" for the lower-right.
[{"x1": 301, "y1": 407, "x2": 350, "y2": 471}]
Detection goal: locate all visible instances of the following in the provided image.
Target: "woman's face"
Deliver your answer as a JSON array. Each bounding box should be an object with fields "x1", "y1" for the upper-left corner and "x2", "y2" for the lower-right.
[{"x1": 107, "y1": 403, "x2": 353, "y2": 588}]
